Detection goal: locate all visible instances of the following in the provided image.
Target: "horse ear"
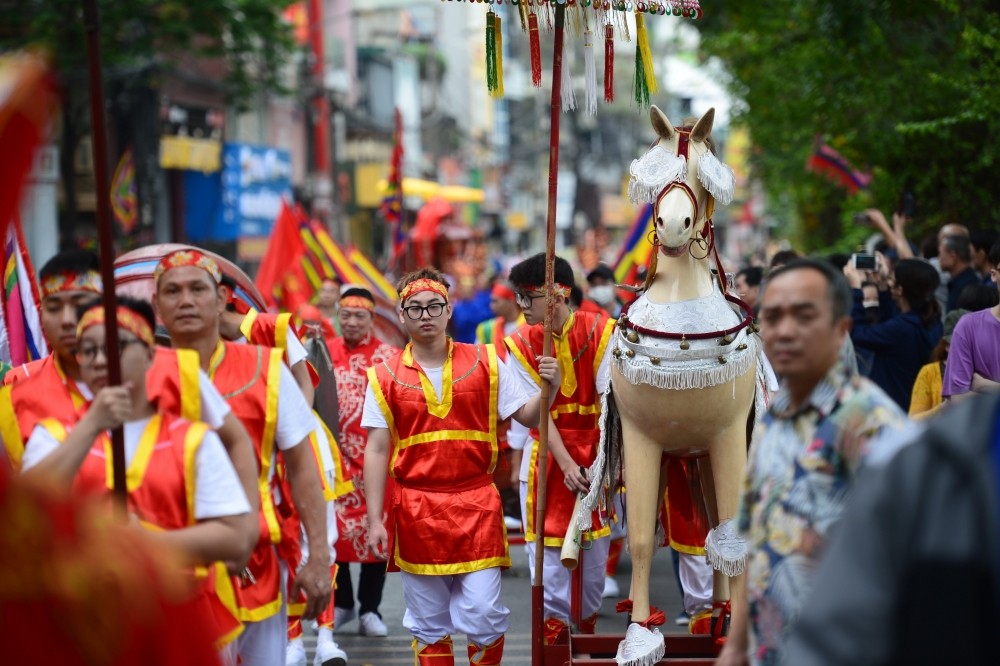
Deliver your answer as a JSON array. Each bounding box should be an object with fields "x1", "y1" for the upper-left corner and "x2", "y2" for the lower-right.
[
  {"x1": 690, "y1": 108, "x2": 716, "y2": 143},
  {"x1": 649, "y1": 105, "x2": 675, "y2": 141}
]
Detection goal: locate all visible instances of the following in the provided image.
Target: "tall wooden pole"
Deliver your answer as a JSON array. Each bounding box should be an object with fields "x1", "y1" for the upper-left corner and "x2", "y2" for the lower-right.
[
  {"x1": 532, "y1": 2, "x2": 566, "y2": 664},
  {"x1": 82, "y1": 0, "x2": 127, "y2": 517}
]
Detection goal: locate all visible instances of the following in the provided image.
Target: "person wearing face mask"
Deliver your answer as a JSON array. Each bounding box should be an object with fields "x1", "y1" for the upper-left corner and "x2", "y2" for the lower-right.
[{"x1": 582, "y1": 265, "x2": 621, "y2": 318}]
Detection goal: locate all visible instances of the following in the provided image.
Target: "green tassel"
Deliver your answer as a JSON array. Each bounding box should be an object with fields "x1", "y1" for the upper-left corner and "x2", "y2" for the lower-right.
[
  {"x1": 634, "y1": 44, "x2": 650, "y2": 107},
  {"x1": 486, "y1": 12, "x2": 498, "y2": 95}
]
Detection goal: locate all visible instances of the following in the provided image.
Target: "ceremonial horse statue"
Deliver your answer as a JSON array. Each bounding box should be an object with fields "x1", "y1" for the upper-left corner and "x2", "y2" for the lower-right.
[{"x1": 579, "y1": 107, "x2": 767, "y2": 664}]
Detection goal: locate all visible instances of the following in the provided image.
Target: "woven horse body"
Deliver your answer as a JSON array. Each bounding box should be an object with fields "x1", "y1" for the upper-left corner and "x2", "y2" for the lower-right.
[{"x1": 580, "y1": 107, "x2": 766, "y2": 665}]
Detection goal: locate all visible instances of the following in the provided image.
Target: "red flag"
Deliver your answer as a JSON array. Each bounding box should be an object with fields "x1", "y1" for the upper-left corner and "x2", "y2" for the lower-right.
[{"x1": 255, "y1": 199, "x2": 308, "y2": 311}]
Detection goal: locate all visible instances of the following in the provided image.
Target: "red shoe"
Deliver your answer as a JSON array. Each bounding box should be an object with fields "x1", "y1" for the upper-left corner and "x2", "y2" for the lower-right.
[
  {"x1": 711, "y1": 600, "x2": 731, "y2": 647},
  {"x1": 579, "y1": 613, "x2": 598, "y2": 634},
  {"x1": 615, "y1": 599, "x2": 633, "y2": 613},
  {"x1": 543, "y1": 617, "x2": 569, "y2": 645},
  {"x1": 467, "y1": 636, "x2": 504, "y2": 665},
  {"x1": 414, "y1": 636, "x2": 455, "y2": 665},
  {"x1": 688, "y1": 609, "x2": 713, "y2": 635}
]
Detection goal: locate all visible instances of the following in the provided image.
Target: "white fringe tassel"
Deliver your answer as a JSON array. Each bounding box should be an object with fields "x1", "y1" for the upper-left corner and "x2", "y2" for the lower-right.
[
  {"x1": 561, "y1": 40, "x2": 576, "y2": 112},
  {"x1": 579, "y1": 387, "x2": 611, "y2": 531},
  {"x1": 583, "y1": 30, "x2": 597, "y2": 115},
  {"x1": 616, "y1": 624, "x2": 665, "y2": 666},
  {"x1": 697, "y1": 149, "x2": 737, "y2": 205},
  {"x1": 615, "y1": 335, "x2": 762, "y2": 391},
  {"x1": 705, "y1": 518, "x2": 748, "y2": 577}
]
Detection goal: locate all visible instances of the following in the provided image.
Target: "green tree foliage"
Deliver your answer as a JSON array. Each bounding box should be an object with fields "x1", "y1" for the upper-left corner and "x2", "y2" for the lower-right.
[{"x1": 696, "y1": 0, "x2": 999, "y2": 252}]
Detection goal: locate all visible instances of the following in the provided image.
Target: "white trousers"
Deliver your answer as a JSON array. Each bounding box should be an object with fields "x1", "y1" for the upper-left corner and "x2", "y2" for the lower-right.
[
  {"x1": 679, "y1": 551, "x2": 713, "y2": 615},
  {"x1": 520, "y1": 481, "x2": 610, "y2": 621},
  {"x1": 236, "y1": 561, "x2": 288, "y2": 666},
  {"x1": 401, "y1": 568, "x2": 510, "y2": 647}
]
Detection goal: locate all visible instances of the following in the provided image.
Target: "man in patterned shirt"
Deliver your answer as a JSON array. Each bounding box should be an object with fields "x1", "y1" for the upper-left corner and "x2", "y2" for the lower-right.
[{"x1": 717, "y1": 259, "x2": 907, "y2": 666}]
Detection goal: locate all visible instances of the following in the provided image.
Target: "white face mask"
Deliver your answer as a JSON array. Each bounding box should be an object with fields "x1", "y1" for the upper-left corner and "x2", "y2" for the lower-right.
[
  {"x1": 589, "y1": 285, "x2": 616, "y2": 306},
  {"x1": 862, "y1": 300, "x2": 879, "y2": 309}
]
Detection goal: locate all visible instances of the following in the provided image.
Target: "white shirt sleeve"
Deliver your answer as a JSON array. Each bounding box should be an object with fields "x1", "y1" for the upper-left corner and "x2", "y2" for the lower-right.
[
  {"x1": 595, "y1": 343, "x2": 612, "y2": 394},
  {"x1": 194, "y1": 430, "x2": 252, "y2": 520},
  {"x1": 275, "y1": 364, "x2": 318, "y2": 450},
  {"x1": 21, "y1": 426, "x2": 61, "y2": 472},
  {"x1": 496, "y1": 357, "x2": 532, "y2": 420},
  {"x1": 285, "y1": 330, "x2": 308, "y2": 367},
  {"x1": 198, "y1": 371, "x2": 231, "y2": 429},
  {"x1": 361, "y1": 383, "x2": 388, "y2": 430},
  {"x1": 509, "y1": 355, "x2": 542, "y2": 395}
]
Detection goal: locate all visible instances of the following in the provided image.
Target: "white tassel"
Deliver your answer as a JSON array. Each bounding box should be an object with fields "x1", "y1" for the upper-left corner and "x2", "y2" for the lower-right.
[
  {"x1": 615, "y1": 624, "x2": 665, "y2": 666},
  {"x1": 583, "y1": 30, "x2": 597, "y2": 116},
  {"x1": 614, "y1": 335, "x2": 762, "y2": 392},
  {"x1": 697, "y1": 149, "x2": 737, "y2": 205},
  {"x1": 579, "y1": 387, "x2": 610, "y2": 530},
  {"x1": 561, "y1": 39, "x2": 576, "y2": 112},
  {"x1": 705, "y1": 518, "x2": 748, "y2": 577}
]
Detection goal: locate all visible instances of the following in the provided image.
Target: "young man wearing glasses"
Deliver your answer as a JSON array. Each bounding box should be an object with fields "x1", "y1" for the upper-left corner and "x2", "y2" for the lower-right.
[
  {"x1": 20, "y1": 297, "x2": 253, "y2": 661},
  {"x1": 505, "y1": 252, "x2": 616, "y2": 643},
  {"x1": 362, "y1": 268, "x2": 560, "y2": 665}
]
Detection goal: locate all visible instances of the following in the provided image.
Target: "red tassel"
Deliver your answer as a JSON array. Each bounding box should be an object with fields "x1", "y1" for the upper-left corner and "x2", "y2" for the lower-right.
[
  {"x1": 604, "y1": 24, "x2": 614, "y2": 102},
  {"x1": 529, "y1": 13, "x2": 542, "y2": 88}
]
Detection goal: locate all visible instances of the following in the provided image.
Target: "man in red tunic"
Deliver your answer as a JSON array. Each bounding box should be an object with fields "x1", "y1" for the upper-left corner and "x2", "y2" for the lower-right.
[
  {"x1": 506, "y1": 253, "x2": 616, "y2": 643},
  {"x1": 153, "y1": 249, "x2": 333, "y2": 666},
  {"x1": 328, "y1": 287, "x2": 399, "y2": 637},
  {"x1": 363, "y1": 268, "x2": 560, "y2": 666}
]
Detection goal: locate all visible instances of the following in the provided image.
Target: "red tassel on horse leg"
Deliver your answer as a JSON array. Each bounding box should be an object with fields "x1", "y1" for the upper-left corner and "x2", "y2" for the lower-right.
[
  {"x1": 529, "y1": 13, "x2": 542, "y2": 87},
  {"x1": 604, "y1": 23, "x2": 614, "y2": 102}
]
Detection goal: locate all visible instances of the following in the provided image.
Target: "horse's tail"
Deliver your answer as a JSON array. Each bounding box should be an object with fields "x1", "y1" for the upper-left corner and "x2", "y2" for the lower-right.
[{"x1": 577, "y1": 383, "x2": 622, "y2": 531}]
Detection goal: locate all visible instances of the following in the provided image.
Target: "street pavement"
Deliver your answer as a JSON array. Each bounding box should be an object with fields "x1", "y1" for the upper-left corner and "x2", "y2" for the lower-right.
[{"x1": 303, "y1": 542, "x2": 686, "y2": 665}]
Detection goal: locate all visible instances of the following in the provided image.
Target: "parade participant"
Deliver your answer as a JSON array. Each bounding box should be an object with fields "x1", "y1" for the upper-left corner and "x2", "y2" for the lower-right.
[
  {"x1": 315, "y1": 277, "x2": 343, "y2": 335},
  {"x1": 717, "y1": 259, "x2": 907, "y2": 666},
  {"x1": 475, "y1": 281, "x2": 524, "y2": 355},
  {"x1": 216, "y1": 273, "x2": 350, "y2": 666},
  {"x1": 363, "y1": 268, "x2": 560, "y2": 666},
  {"x1": 328, "y1": 287, "x2": 400, "y2": 637},
  {"x1": 505, "y1": 253, "x2": 616, "y2": 642},
  {"x1": 0, "y1": 251, "x2": 259, "y2": 523},
  {"x1": 152, "y1": 249, "x2": 332, "y2": 666},
  {"x1": 582, "y1": 264, "x2": 622, "y2": 318},
  {"x1": 21, "y1": 297, "x2": 253, "y2": 657}
]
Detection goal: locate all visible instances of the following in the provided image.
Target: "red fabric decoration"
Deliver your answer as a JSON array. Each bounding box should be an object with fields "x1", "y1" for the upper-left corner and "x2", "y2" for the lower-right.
[
  {"x1": 604, "y1": 24, "x2": 615, "y2": 102},
  {"x1": 529, "y1": 13, "x2": 542, "y2": 87}
]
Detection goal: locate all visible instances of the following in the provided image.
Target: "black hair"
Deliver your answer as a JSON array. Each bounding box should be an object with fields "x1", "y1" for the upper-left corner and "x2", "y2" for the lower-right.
[
  {"x1": 39, "y1": 249, "x2": 100, "y2": 282},
  {"x1": 957, "y1": 284, "x2": 999, "y2": 312},
  {"x1": 736, "y1": 266, "x2": 763, "y2": 287},
  {"x1": 768, "y1": 249, "x2": 801, "y2": 272},
  {"x1": 75, "y1": 295, "x2": 157, "y2": 339},
  {"x1": 941, "y1": 234, "x2": 972, "y2": 263},
  {"x1": 508, "y1": 252, "x2": 576, "y2": 291},
  {"x1": 586, "y1": 264, "x2": 615, "y2": 284},
  {"x1": 766, "y1": 258, "x2": 852, "y2": 321},
  {"x1": 970, "y1": 229, "x2": 999, "y2": 254},
  {"x1": 218, "y1": 274, "x2": 238, "y2": 312},
  {"x1": 342, "y1": 286, "x2": 375, "y2": 302},
  {"x1": 569, "y1": 285, "x2": 584, "y2": 309},
  {"x1": 990, "y1": 240, "x2": 1000, "y2": 268},
  {"x1": 893, "y1": 258, "x2": 941, "y2": 328}
]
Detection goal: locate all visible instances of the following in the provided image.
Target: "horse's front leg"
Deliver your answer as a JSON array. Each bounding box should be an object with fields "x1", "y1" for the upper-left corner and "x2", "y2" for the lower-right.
[{"x1": 621, "y1": 420, "x2": 664, "y2": 623}]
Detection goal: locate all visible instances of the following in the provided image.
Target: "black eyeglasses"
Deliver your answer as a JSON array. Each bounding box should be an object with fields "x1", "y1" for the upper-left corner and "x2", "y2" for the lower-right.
[
  {"x1": 75, "y1": 339, "x2": 147, "y2": 366},
  {"x1": 402, "y1": 302, "x2": 447, "y2": 320},
  {"x1": 515, "y1": 291, "x2": 544, "y2": 309}
]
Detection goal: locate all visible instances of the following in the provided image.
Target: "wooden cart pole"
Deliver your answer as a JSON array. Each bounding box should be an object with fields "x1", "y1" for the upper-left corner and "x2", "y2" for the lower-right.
[
  {"x1": 82, "y1": 0, "x2": 127, "y2": 518},
  {"x1": 532, "y1": 2, "x2": 567, "y2": 664}
]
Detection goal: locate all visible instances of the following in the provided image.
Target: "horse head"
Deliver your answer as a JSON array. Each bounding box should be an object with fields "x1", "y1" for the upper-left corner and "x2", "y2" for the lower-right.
[{"x1": 629, "y1": 106, "x2": 736, "y2": 262}]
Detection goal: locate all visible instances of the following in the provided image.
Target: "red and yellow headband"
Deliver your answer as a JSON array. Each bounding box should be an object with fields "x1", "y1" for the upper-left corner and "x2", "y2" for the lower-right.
[
  {"x1": 340, "y1": 295, "x2": 375, "y2": 312},
  {"x1": 519, "y1": 283, "x2": 572, "y2": 298},
  {"x1": 491, "y1": 283, "x2": 517, "y2": 300},
  {"x1": 399, "y1": 278, "x2": 449, "y2": 303},
  {"x1": 41, "y1": 270, "x2": 102, "y2": 298},
  {"x1": 153, "y1": 249, "x2": 222, "y2": 285},
  {"x1": 77, "y1": 306, "x2": 155, "y2": 348}
]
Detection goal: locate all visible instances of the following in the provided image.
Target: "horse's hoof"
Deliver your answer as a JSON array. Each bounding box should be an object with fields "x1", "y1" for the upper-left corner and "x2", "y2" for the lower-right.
[{"x1": 615, "y1": 623, "x2": 665, "y2": 666}]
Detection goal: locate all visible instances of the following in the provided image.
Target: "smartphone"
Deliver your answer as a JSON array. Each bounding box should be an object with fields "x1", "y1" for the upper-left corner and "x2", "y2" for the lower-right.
[
  {"x1": 899, "y1": 191, "x2": 916, "y2": 217},
  {"x1": 852, "y1": 253, "x2": 877, "y2": 271}
]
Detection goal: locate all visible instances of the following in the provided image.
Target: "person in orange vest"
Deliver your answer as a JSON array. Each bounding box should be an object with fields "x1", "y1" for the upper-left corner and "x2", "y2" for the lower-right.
[
  {"x1": 325, "y1": 287, "x2": 400, "y2": 638},
  {"x1": 1, "y1": 250, "x2": 259, "y2": 526},
  {"x1": 152, "y1": 249, "x2": 333, "y2": 666},
  {"x1": 505, "y1": 253, "x2": 616, "y2": 643},
  {"x1": 363, "y1": 268, "x2": 560, "y2": 666},
  {"x1": 20, "y1": 297, "x2": 253, "y2": 662}
]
